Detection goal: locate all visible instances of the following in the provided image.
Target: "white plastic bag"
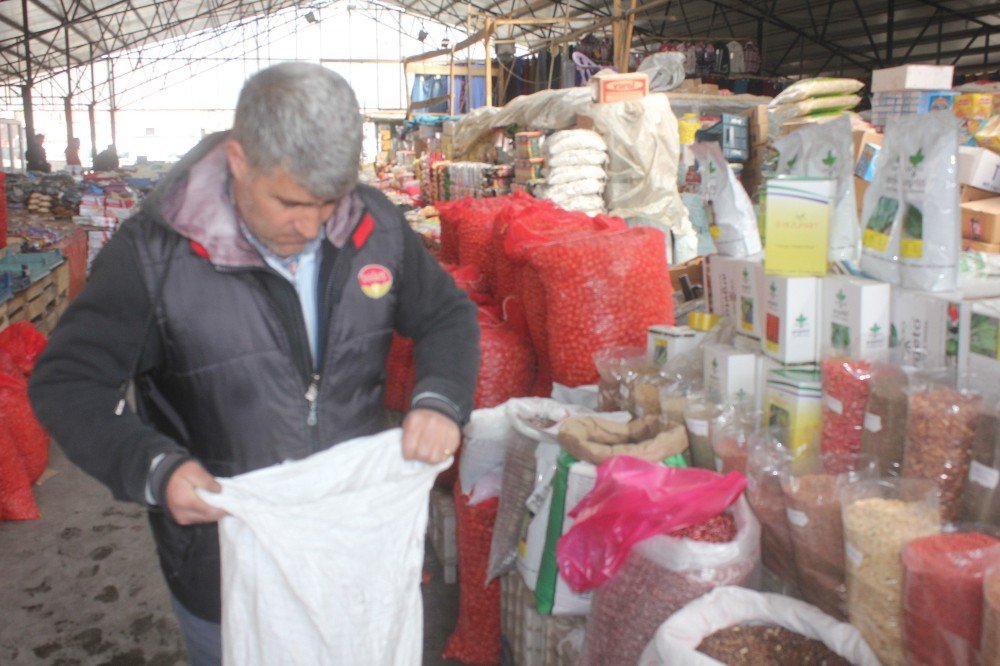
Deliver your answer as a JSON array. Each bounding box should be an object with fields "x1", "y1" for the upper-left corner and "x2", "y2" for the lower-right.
[
  {"x1": 461, "y1": 405, "x2": 511, "y2": 492},
  {"x1": 637, "y1": 52, "x2": 687, "y2": 92},
  {"x1": 772, "y1": 115, "x2": 860, "y2": 262},
  {"x1": 860, "y1": 120, "x2": 905, "y2": 284},
  {"x1": 688, "y1": 142, "x2": 762, "y2": 257},
  {"x1": 896, "y1": 113, "x2": 961, "y2": 292},
  {"x1": 545, "y1": 165, "x2": 607, "y2": 186},
  {"x1": 544, "y1": 128, "x2": 608, "y2": 155},
  {"x1": 769, "y1": 77, "x2": 864, "y2": 106},
  {"x1": 638, "y1": 586, "x2": 881, "y2": 666},
  {"x1": 539, "y1": 178, "x2": 606, "y2": 201},
  {"x1": 547, "y1": 149, "x2": 608, "y2": 168},
  {"x1": 557, "y1": 195, "x2": 606, "y2": 214},
  {"x1": 200, "y1": 429, "x2": 449, "y2": 666}
]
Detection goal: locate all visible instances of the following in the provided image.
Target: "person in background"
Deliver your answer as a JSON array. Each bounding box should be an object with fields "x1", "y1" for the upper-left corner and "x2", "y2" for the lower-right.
[
  {"x1": 65, "y1": 137, "x2": 82, "y2": 167},
  {"x1": 28, "y1": 62, "x2": 479, "y2": 665},
  {"x1": 93, "y1": 144, "x2": 119, "y2": 171},
  {"x1": 25, "y1": 133, "x2": 51, "y2": 173}
]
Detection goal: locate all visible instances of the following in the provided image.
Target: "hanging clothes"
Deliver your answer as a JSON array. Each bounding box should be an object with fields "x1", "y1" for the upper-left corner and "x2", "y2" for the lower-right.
[
  {"x1": 743, "y1": 41, "x2": 761, "y2": 75},
  {"x1": 727, "y1": 41, "x2": 745, "y2": 74}
]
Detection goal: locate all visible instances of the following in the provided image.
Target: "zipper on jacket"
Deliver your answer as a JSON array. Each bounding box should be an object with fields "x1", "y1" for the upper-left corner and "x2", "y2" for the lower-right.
[{"x1": 305, "y1": 373, "x2": 320, "y2": 426}]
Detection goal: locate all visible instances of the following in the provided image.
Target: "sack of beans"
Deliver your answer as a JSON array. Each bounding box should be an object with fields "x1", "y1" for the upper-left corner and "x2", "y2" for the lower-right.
[
  {"x1": 487, "y1": 398, "x2": 594, "y2": 582},
  {"x1": 443, "y1": 482, "x2": 502, "y2": 665},
  {"x1": 745, "y1": 430, "x2": 798, "y2": 586},
  {"x1": 436, "y1": 195, "x2": 515, "y2": 275},
  {"x1": 489, "y1": 193, "x2": 540, "y2": 299},
  {"x1": 0, "y1": 388, "x2": 41, "y2": 521},
  {"x1": 638, "y1": 586, "x2": 881, "y2": 666},
  {"x1": 902, "y1": 381, "x2": 982, "y2": 522},
  {"x1": 819, "y1": 358, "x2": 872, "y2": 467},
  {"x1": 474, "y1": 298, "x2": 536, "y2": 409},
  {"x1": 780, "y1": 452, "x2": 878, "y2": 620},
  {"x1": 841, "y1": 478, "x2": 942, "y2": 666},
  {"x1": 580, "y1": 497, "x2": 760, "y2": 666},
  {"x1": 902, "y1": 530, "x2": 1000, "y2": 666},
  {"x1": 441, "y1": 263, "x2": 492, "y2": 307},
  {"x1": 960, "y1": 400, "x2": 1000, "y2": 526},
  {"x1": 860, "y1": 361, "x2": 910, "y2": 478},
  {"x1": 525, "y1": 227, "x2": 674, "y2": 387}
]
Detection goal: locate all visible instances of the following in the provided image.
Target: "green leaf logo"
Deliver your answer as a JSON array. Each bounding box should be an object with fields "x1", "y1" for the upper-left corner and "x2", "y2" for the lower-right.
[
  {"x1": 787, "y1": 155, "x2": 798, "y2": 169},
  {"x1": 837, "y1": 290, "x2": 846, "y2": 303},
  {"x1": 712, "y1": 359, "x2": 719, "y2": 370},
  {"x1": 770, "y1": 282, "x2": 777, "y2": 296},
  {"x1": 871, "y1": 323, "x2": 882, "y2": 335},
  {"x1": 736, "y1": 389, "x2": 747, "y2": 399},
  {"x1": 909, "y1": 148, "x2": 924, "y2": 167},
  {"x1": 743, "y1": 268, "x2": 749, "y2": 279},
  {"x1": 708, "y1": 162, "x2": 717, "y2": 174},
  {"x1": 822, "y1": 151, "x2": 836, "y2": 168},
  {"x1": 796, "y1": 313, "x2": 807, "y2": 328}
]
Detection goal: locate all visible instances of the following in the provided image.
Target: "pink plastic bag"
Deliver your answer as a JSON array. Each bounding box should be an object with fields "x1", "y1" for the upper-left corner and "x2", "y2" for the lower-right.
[{"x1": 556, "y1": 456, "x2": 747, "y2": 592}]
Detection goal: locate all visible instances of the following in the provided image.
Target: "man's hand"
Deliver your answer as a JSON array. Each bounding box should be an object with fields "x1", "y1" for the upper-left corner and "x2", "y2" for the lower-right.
[
  {"x1": 164, "y1": 460, "x2": 227, "y2": 525},
  {"x1": 402, "y1": 408, "x2": 461, "y2": 464}
]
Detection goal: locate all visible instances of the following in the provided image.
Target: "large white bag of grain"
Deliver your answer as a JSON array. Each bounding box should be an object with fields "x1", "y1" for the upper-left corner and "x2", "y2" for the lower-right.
[
  {"x1": 200, "y1": 429, "x2": 448, "y2": 666},
  {"x1": 638, "y1": 586, "x2": 880, "y2": 665}
]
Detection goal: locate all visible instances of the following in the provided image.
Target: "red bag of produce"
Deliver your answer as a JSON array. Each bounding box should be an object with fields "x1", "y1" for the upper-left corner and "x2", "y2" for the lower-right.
[
  {"x1": 436, "y1": 200, "x2": 462, "y2": 264},
  {"x1": 442, "y1": 263, "x2": 494, "y2": 307},
  {"x1": 474, "y1": 298, "x2": 536, "y2": 409},
  {"x1": 443, "y1": 485, "x2": 501, "y2": 666},
  {"x1": 556, "y1": 457, "x2": 747, "y2": 592},
  {"x1": 490, "y1": 194, "x2": 542, "y2": 300},
  {"x1": 437, "y1": 195, "x2": 515, "y2": 287},
  {"x1": 903, "y1": 531, "x2": 1000, "y2": 666},
  {"x1": 0, "y1": 321, "x2": 47, "y2": 378},
  {"x1": 526, "y1": 227, "x2": 673, "y2": 386},
  {"x1": 0, "y1": 372, "x2": 48, "y2": 482},
  {"x1": 819, "y1": 358, "x2": 872, "y2": 467}
]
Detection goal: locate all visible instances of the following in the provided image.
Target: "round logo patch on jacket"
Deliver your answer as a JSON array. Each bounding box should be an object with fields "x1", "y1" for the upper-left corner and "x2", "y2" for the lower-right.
[{"x1": 358, "y1": 264, "x2": 393, "y2": 299}]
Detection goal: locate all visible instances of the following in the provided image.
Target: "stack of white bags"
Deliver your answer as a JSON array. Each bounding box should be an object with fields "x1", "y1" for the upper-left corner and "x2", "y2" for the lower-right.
[{"x1": 539, "y1": 129, "x2": 608, "y2": 216}]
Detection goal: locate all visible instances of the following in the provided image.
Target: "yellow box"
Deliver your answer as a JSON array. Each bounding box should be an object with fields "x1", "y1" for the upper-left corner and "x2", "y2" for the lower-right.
[
  {"x1": 764, "y1": 178, "x2": 834, "y2": 276},
  {"x1": 955, "y1": 93, "x2": 995, "y2": 120}
]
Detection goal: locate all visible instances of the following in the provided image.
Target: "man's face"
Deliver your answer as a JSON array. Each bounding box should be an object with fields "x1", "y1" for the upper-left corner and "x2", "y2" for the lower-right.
[{"x1": 225, "y1": 139, "x2": 337, "y2": 258}]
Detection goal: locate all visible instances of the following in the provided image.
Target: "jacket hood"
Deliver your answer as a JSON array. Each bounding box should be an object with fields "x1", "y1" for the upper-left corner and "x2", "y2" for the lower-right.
[{"x1": 141, "y1": 131, "x2": 364, "y2": 268}]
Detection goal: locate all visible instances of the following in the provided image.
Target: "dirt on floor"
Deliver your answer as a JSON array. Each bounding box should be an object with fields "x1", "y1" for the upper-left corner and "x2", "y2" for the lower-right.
[{"x1": 0, "y1": 443, "x2": 461, "y2": 665}]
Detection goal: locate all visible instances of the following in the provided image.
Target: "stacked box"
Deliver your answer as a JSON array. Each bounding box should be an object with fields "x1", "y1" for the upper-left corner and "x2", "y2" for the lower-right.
[{"x1": 870, "y1": 90, "x2": 957, "y2": 129}]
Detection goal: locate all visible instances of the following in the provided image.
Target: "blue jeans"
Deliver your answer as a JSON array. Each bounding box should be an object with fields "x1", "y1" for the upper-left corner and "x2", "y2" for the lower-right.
[{"x1": 170, "y1": 595, "x2": 222, "y2": 666}]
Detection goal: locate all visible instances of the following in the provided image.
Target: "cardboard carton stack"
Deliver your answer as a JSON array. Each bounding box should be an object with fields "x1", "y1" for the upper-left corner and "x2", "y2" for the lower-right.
[{"x1": 869, "y1": 64, "x2": 956, "y2": 130}]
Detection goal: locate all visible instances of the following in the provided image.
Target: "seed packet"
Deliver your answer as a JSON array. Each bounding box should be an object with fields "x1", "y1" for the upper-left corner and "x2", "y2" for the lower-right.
[{"x1": 688, "y1": 142, "x2": 761, "y2": 258}]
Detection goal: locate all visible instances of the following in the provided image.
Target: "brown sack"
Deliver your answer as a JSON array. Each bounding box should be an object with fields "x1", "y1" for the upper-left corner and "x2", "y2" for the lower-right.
[{"x1": 557, "y1": 415, "x2": 688, "y2": 465}]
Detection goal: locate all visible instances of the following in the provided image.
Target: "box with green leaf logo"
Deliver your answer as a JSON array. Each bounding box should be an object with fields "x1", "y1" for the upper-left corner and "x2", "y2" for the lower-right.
[
  {"x1": 763, "y1": 275, "x2": 822, "y2": 364},
  {"x1": 822, "y1": 275, "x2": 891, "y2": 361},
  {"x1": 704, "y1": 344, "x2": 759, "y2": 403}
]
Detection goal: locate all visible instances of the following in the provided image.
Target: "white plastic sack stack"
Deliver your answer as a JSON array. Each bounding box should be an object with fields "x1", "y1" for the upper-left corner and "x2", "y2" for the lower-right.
[
  {"x1": 200, "y1": 429, "x2": 449, "y2": 666},
  {"x1": 541, "y1": 129, "x2": 609, "y2": 216},
  {"x1": 638, "y1": 586, "x2": 880, "y2": 666}
]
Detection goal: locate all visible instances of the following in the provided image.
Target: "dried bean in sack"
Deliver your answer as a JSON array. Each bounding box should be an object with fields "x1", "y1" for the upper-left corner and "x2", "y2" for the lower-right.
[
  {"x1": 820, "y1": 359, "x2": 872, "y2": 465},
  {"x1": 746, "y1": 434, "x2": 797, "y2": 586},
  {"x1": 842, "y1": 481, "x2": 941, "y2": 666},
  {"x1": 697, "y1": 624, "x2": 852, "y2": 665},
  {"x1": 527, "y1": 227, "x2": 673, "y2": 387},
  {"x1": 960, "y1": 408, "x2": 1000, "y2": 526},
  {"x1": 474, "y1": 299, "x2": 536, "y2": 409},
  {"x1": 860, "y1": 363, "x2": 909, "y2": 478},
  {"x1": 580, "y1": 497, "x2": 759, "y2": 666},
  {"x1": 903, "y1": 386, "x2": 982, "y2": 521},
  {"x1": 444, "y1": 484, "x2": 502, "y2": 666},
  {"x1": 902, "y1": 531, "x2": 1000, "y2": 666}
]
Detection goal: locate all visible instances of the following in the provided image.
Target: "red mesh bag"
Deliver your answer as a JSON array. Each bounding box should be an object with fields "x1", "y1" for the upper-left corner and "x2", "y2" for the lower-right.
[
  {"x1": 383, "y1": 334, "x2": 416, "y2": 412},
  {"x1": 0, "y1": 424, "x2": 39, "y2": 521},
  {"x1": 443, "y1": 484, "x2": 501, "y2": 666},
  {"x1": 0, "y1": 373, "x2": 48, "y2": 482},
  {"x1": 0, "y1": 322, "x2": 48, "y2": 378},
  {"x1": 527, "y1": 227, "x2": 673, "y2": 386},
  {"x1": 435, "y1": 200, "x2": 462, "y2": 264},
  {"x1": 442, "y1": 264, "x2": 494, "y2": 308},
  {"x1": 474, "y1": 298, "x2": 536, "y2": 408},
  {"x1": 437, "y1": 196, "x2": 517, "y2": 288}
]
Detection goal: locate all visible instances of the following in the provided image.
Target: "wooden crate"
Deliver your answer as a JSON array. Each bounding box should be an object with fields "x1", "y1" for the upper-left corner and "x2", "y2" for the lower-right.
[
  {"x1": 7, "y1": 292, "x2": 27, "y2": 323},
  {"x1": 52, "y1": 261, "x2": 70, "y2": 296},
  {"x1": 27, "y1": 281, "x2": 57, "y2": 321},
  {"x1": 0, "y1": 300, "x2": 9, "y2": 332},
  {"x1": 25, "y1": 272, "x2": 52, "y2": 301}
]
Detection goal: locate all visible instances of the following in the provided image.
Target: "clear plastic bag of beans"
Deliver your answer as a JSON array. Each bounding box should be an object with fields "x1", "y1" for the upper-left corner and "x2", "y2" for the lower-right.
[
  {"x1": 959, "y1": 400, "x2": 1000, "y2": 527},
  {"x1": 819, "y1": 358, "x2": 873, "y2": 467},
  {"x1": 841, "y1": 478, "x2": 941, "y2": 666},
  {"x1": 780, "y1": 453, "x2": 877, "y2": 621},
  {"x1": 594, "y1": 346, "x2": 646, "y2": 412},
  {"x1": 684, "y1": 392, "x2": 723, "y2": 470},
  {"x1": 711, "y1": 400, "x2": 759, "y2": 475},
  {"x1": 746, "y1": 429, "x2": 798, "y2": 586},
  {"x1": 860, "y1": 361, "x2": 910, "y2": 478},
  {"x1": 902, "y1": 381, "x2": 983, "y2": 522},
  {"x1": 902, "y1": 526, "x2": 1000, "y2": 666}
]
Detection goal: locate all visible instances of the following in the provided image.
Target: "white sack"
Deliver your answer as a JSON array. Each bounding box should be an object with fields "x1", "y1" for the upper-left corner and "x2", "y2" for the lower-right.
[
  {"x1": 545, "y1": 165, "x2": 608, "y2": 186},
  {"x1": 547, "y1": 149, "x2": 609, "y2": 168},
  {"x1": 544, "y1": 129, "x2": 608, "y2": 155},
  {"x1": 201, "y1": 429, "x2": 449, "y2": 666}
]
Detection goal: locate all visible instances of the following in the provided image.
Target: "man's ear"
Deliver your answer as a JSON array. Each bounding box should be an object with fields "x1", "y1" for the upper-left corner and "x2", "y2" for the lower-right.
[{"x1": 224, "y1": 139, "x2": 249, "y2": 182}]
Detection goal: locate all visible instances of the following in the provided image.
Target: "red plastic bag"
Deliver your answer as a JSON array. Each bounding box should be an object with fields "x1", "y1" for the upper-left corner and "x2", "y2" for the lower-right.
[
  {"x1": 556, "y1": 457, "x2": 747, "y2": 592},
  {"x1": 0, "y1": 322, "x2": 47, "y2": 377},
  {"x1": 0, "y1": 372, "x2": 48, "y2": 482},
  {"x1": 443, "y1": 484, "x2": 501, "y2": 666},
  {"x1": 527, "y1": 227, "x2": 673, "y2": 386},
  {"x1": 474, "y1": 298, "x2": 536, "y2": 408}
]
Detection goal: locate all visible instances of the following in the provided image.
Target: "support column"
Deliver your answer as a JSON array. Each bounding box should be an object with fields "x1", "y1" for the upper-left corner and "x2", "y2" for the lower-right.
[
  {"x1": 65, "y1": 25, "x2": 74, "y2": 144},
  {"x1": 108, "y1": 59, "x2": 117, "y2": 147},
  {"x1": 21, "y1": 0, "x2": 34, "y2": 140},
  {"x1": 88, "y1": 103, "x2": 97, "y2": 162}
]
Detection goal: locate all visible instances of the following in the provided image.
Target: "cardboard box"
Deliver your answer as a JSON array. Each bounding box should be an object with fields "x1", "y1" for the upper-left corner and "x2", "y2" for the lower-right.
[
  {"x1": 669, "y1": 256, "x2": 705, "y2": 293},
  {"x1": 855, "y1": 176, "x2": 869, "y2": 215},
  {"x1": 647, "y1": 325, "x2": 704, "y2": 367},
  {"x1": 852, "y1": 129, "x2": 883, "y2": 163},
  {"x1": 764, "y1": 368, "x2": 823, "y2": 464},
  {"x1": 854, "y1": 142, "x2": 881, "y2": 182},
  {"x1": 746, "y1": 105, "x2": 768, "y2": 147},
  {"x1": 959, "y1": 146, "x2": 1000, "y2": 194},
  {"x1": 735, "y1": 256, "x2": 766, "y2": 341},
  {"x1": 764, "y1": 178, "x2": 834, "y2": 276},
  {"x1": 961, "y1": 198, "x2": 1000, "y2": 244},
  {"x1": 890, "y1": 287, "x2": 960, "y2": 369},
  {"x1": 823, "y1": 275, "x2": 891, "y2": 361},
  {"x1": 962, "y1": 238, "x2": 1000, "y2": 254},
  {"x1": 871, "y1": 64, "x2": 954, "y2": 92},
  {"x1": 591, "y1": 71, "x2": 649, "y2": 103},
  {"x1": 962, "y1": 185, "x2": 999, "y2": 203},
  {"x1": 955, "y1": 93, "x2": 996, "y2": 120},
  {"x1": 704, "y1": 344, "x2": 759, "y2": 403},
  {"x1": 707, "y1": 254, "x2": 741, "y2": 320},
  {"x1": 762, "y1": 275, "x2": 822, "y2": 365}
]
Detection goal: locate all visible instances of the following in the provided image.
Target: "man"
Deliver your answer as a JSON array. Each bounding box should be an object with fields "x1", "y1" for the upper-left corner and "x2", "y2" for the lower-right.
[
  {"x1": 93, "y1": 143, "x2": 119, "y2": 171},
  {"x1": 25, "y1": 133, "x2": 51, "y2": 172},
  {"x1": 65, "y1": 137, "x2": 82, "y2": 167},
  {"x1": 29, "y1": 63, "x2": 479, "y2": 664}
]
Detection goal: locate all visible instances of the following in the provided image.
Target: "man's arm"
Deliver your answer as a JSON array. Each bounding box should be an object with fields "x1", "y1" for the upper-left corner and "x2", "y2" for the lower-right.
[{"x1": 28, "y1": 231, "x2": 193, "y2": 506}]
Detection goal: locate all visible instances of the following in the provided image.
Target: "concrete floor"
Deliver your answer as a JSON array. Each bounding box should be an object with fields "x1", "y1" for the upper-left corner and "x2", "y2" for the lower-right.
[{"x1": 0, "y1": 443, "x2": 463, "y2": 665}]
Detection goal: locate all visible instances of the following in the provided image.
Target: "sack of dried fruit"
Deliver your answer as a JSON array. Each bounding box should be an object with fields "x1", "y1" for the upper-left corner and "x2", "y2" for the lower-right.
[
  {"x1": 580, "y1": 497, "x2": 760, "y2": 666},
  {"x1": 637, "y1": 585, "x2": 880, "y2": 666}
]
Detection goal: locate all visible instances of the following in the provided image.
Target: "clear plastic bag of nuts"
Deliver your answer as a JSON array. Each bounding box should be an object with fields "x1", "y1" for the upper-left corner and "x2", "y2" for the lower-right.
[
  {"x1": 902, "y1": 375, "x2": 983, "y2": 522},
  {"x1": 745, "y1": 428, "x2": 799, "y2": 587},
  {"x1": 840, "y1": 478, "x2": 941, "y2": 666}
]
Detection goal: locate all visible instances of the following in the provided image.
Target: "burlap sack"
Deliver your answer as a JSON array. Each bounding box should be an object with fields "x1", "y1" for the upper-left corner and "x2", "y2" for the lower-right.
[{"x1": 557, "y1": 415, "x2": 688, "y2": 465}]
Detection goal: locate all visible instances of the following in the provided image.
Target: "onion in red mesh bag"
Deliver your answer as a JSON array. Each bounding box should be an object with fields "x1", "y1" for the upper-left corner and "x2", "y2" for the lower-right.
[
  {"x1": 0, "y1": 321, "x2": 47, "y2": 378},
  {"x1": 474, "y1": 298, "x2": 536, "y2": 408},
  {"x1": 526, "y1": 227, "x2": 673, "y2": 387},
  {"x1": 437, "y1": 195, "x2": 516, "y2": 287},
  {"x1": 442, "y1": 263, "x2": 494, "y2": 307},
  {"x1": 0, "y1": 372, "x2": 48, "y2": 482}
]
